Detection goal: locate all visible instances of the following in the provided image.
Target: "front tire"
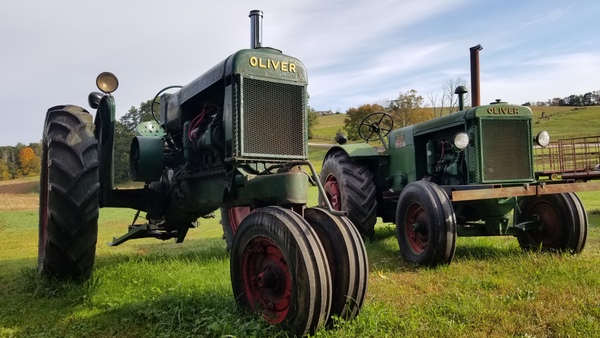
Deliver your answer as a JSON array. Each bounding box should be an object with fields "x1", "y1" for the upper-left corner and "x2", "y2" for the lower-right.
[
  {"x1": 515, "y1": 193, "x2": 587, "y2": 253},
  {"x1": 38, "y1": 105, "x2": 100, "y2": 280},
  {"x1": 319, "y1": 150, "x2": 377, "y2": 237},
  {"x1": 304, "y1": 207, "x2": 368, "y2": 325},
  {"x1": 396, "y1": 181, "x2": 457, "y2": 266},
  {"x1": 230, "y1": 206, "x2": 332, "y2": 336}
]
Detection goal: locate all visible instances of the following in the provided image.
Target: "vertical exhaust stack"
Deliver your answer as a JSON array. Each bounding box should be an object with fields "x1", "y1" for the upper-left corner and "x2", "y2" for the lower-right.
[
  {"x1": 249, "y1": 10, "x2": 263, "y2": 49},
  {"x1": 469, "y1": 44, "x2": 483, "y2": 107}
]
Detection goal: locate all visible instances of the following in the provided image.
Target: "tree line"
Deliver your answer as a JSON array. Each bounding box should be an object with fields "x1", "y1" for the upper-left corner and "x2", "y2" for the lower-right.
[
  {"x1": 1, "y1": 85, "x2": 597, "y2": 182},
  {"x1": 0, "y1": 143, "x2": 42, "y2": 180},
  {"x1": 524, "y1": 90, "x2": 600, "y2": 107}
]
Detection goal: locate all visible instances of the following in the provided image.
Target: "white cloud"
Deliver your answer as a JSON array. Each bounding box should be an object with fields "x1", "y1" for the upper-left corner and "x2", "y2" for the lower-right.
[{"x1": 0, "y1": 0, "x2": 599, "y2": 145}]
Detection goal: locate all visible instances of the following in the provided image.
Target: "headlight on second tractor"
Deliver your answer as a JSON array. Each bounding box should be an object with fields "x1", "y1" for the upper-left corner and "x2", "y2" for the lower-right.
[
  {"x1": 453, "y1": 132, "x2": 470, "y2": 150},
  {"x1": 536, "y1": 130, "x2": 550, "y2": 148}
]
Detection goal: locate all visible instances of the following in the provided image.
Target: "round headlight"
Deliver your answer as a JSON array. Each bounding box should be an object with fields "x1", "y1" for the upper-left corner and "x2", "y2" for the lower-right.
[
  {"x1": 453, "y1": 132, "x2": 470, "y2": 150},
  {"x1": 536, "y1": 130, "x2": 550, "y2": 148},
  {"x1": 96, "y1": 72, "x2": 119, "y2": 94}
]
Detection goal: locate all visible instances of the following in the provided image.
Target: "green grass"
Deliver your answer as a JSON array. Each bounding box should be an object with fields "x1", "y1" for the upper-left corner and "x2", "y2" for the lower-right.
[
  {"x1": 312, "y1": 114, "x2": 347, "y2": 142},
  {"x1": 2, "y1": 189, "x2": 600, "y2": 337},
  {"x1": 530, "y1": 106, "x2": 600, "y2": 140},
  {"x1": 2, "y1": 108, "x2": 600, "y2": 337}
]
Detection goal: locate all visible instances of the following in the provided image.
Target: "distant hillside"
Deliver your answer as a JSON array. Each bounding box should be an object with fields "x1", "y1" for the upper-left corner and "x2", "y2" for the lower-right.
[{"x1": 312, "y1": 106, "x2": 600, "y2": 142}]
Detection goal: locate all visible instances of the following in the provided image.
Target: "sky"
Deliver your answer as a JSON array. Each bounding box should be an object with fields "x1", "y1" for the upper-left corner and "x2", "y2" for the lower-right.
[{"x1": 1, "y1": 0, "x2": 599, "y2": 146}]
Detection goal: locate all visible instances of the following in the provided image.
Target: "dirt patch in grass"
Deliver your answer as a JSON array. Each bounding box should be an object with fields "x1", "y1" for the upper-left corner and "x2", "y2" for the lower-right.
[
  {"x1": 0, "y1": 181, "x2": 38, "y2": 194},
  {"x1": 0, "y1": 194, "x2": 38, "y2": 211}
]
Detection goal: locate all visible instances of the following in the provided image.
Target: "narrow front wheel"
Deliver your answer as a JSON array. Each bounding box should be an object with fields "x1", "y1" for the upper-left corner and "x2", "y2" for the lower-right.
[
  {"x1": 396, "y1": 181, "x2": 457, "y2": 266},
  {"x1": 230, "y1": 206, "x2": 332, "y2": 336},
  {"x1": 304, "y1": 207, "x2": 368, "y2": 324}
]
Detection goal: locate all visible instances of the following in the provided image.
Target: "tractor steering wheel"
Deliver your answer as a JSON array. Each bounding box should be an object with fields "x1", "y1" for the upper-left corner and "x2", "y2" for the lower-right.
[{"x1": 358, "y1": 112, "x2": 394, "y2": 141}]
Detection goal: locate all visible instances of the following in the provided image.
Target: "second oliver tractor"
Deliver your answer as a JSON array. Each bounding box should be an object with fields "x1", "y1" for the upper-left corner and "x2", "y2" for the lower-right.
[{"x1": 320, "y1": 45, "x2": 600, "y2": 266}]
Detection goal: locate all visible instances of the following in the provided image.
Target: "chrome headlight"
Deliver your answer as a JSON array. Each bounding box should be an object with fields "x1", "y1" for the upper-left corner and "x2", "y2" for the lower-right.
[
  {"x1": 96, "y1": 72, "x2": 119, "y2": 94},
  {"x1": 453, "y1": 132, "x2": 470, "y2": 150},
  {"x1": 536, "y1": 130, "x2": 550, "y2": 148}
]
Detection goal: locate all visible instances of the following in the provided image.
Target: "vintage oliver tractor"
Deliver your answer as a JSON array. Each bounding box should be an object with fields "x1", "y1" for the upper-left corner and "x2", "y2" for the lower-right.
[
  {"x1": 320, "y1": 45, "x2": 600, "y2": 266},
  {"x1": 38, "y1": 11, "x2": 368, "y2": 335}
]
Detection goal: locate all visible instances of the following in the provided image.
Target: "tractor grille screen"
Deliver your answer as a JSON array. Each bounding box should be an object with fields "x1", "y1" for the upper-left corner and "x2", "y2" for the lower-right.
[
  {"x1": 479, "y1": 119, "x2": 533, "y2": 182},
  {"x1": 241, "y1": 78, "x2": 306, "y2": 159}
]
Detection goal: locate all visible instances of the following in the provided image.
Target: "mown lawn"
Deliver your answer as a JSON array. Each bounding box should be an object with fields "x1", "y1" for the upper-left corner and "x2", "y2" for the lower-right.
[{"x1": 1, "y1": 189, "x2": 600, "y2": 337}]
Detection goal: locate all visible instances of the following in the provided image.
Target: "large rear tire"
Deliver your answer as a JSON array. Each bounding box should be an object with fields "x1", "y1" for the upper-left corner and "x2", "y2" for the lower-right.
[
  {"x1": 319, "y1": 150, "x2": 377, "y2": 237},
  {"x1": 396, "y1": 181, "x2": 457, "y2": 266},
  {"x1": 38, "y1": 105, "x2": 100, "y2": 280},
  {"x1": 304, "y1": 207, "x2": 368, "y2": 325},
  {"x1": 230, "y1": 206, "x2": 332, "y2": 336},
  {"x1": 515, "y1": 193, "x2": 587, "y2": 253}
]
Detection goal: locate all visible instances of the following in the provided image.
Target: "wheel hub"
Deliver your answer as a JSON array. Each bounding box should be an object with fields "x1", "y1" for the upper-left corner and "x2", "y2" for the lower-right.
[
  {"x1": 257, "y1": 265, "x2": 279, "y2": 288},
  {"x1": 405, "y1": 204, "x2": 429, "y2": 253},
  {"x1": 242, "y1": 237, "x2": 291, "y2": 323}
]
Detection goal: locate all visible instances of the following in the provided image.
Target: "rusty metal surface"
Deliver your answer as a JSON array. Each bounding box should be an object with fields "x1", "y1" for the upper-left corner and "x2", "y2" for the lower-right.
[
  {"x1": 450, "y1": 181, "x2": 600, "y2": 202},
  {"x1": 536, "y1": 135, "x2": 600, "y2": 180}
]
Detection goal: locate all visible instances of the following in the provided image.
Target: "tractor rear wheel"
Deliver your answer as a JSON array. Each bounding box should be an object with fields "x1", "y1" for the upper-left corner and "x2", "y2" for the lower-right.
[
  {"x1": 38, "y1": 105, "x2": 100, "y2": 280},
  {"x1": 319, "y1": 150, "x2": 377, "y2": 237},
  {"x1": 230, "y1": 206, "x2": 332, "y2": 336},
  {"x1": 220, "y1": 206, "x2": 252, "y2": 251},
  {"x1": 304, "y1": 207, "x2": 368, "y2": 325},
  {"x1": 515, "y1": 193, "x2": 587, "y2": 253},
  {"x1": 396, "y1": 181, "x2": 457, "y2": 266}
]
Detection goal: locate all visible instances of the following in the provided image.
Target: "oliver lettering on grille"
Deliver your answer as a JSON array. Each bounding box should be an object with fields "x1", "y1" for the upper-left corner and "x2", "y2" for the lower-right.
[
  {"x1": 249, "y1": 56, "x2": 296, "y2": 73},
  {"x1": 487, "y1": 107, "x2": 520, "y2": 115}
]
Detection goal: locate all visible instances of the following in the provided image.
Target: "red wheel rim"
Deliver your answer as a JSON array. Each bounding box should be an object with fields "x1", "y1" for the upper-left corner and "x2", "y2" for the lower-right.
[
  {"x1": 404, "y1": 202, "x2": 428, "y2": 254},
  {"x1": 228, "y1": 206, "x2": 252, "y2": 235},
  {"x1": 241, "y1": 237, "x2": 292, "y2": 324},
  {"x1": 324, "y1": 175, "x2": 341, "y2": 210},
  {"x1": 529, "y1": 201, "x2": 561, "y2": 246}
]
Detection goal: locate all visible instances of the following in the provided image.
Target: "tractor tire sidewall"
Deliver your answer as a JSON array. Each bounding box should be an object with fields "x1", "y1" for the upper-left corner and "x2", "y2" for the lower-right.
[
  {"x1": 38, "y1": 105, "x2": 99, "y2": 280},
  {"x1": 319, "y1": 150, "x2": 377, "y2": 236},
  {"x1": 516, "y1": 193, "x2": 587, "y2": 253},
  {"x1": 230, "y1": 206, "x2": 331, "y2": 336},
  {"x1": 303, "y1": 207, "x2": 369, "y2": 324},
  {"x1": 396, "y1": 181, "x2": 456, "y2": 266},
  {"x1": 567, "y1": 192, "x2": 588, "y2": 252}
]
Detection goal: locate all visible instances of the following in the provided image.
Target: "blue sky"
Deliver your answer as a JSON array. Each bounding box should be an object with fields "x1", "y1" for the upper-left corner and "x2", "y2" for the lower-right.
[{"x1": 1, "y1": 0, "x2": 599, "y2": 146}]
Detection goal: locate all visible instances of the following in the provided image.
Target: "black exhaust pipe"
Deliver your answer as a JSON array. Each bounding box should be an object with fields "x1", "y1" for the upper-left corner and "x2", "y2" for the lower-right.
[
  {"x1": 249, "y1": 10, "x2": 263, "y2": 49},
  {"x1": 469, "y1": 44, "x2": 483, "y2": 107}
]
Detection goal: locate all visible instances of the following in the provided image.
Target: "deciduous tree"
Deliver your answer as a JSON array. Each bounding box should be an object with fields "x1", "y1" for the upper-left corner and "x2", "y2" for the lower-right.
[
  {"x1": 388, "y1": 89, "x2": 426, "y2": 127},
  {"x1": 343, "y1": 103, "x2": 385, "y2": 141},
  {"x1": 17, "y1": 147, "x2": 41, "y2": 177}
]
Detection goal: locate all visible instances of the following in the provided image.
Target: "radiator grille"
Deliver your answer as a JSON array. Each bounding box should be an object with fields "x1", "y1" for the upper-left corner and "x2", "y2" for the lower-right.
[
  {"x1": 240, "y1": 78, "x2": 306, "y2": 159},
  {"x1": 479, "y1": 119, "x2": 533, "y2": 182}
]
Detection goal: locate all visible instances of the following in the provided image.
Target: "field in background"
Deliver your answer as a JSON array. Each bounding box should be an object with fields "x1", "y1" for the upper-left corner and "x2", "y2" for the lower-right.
[{"x1": 311, "y1": 106, "x2": 600, "y2": 143}]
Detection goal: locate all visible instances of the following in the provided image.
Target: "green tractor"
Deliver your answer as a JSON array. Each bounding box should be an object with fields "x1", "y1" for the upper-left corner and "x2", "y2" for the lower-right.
[
  {"x1": 320, "y1": 45, "x2": 600, "y2": 266},
  {"x1": 38, "y1": 10, "x2": 368, "y2": 335}
]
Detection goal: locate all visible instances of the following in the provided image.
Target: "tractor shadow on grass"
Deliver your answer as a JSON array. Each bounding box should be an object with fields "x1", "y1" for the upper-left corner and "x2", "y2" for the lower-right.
[{"x1": 10, "y1": 236, "x2": 286, "y2": 337}]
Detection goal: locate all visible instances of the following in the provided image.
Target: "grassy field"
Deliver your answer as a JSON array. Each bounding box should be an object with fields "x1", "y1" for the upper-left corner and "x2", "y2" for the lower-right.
[
  {"x1": 311, "y1": 106, "x2": 600, "y2": 143},
  {"x1": 1, "y1": 107, "x2": 600, "y2": 337},
  {"x1": 1, "y1": 187, "x2": 600, "y2": 337}
]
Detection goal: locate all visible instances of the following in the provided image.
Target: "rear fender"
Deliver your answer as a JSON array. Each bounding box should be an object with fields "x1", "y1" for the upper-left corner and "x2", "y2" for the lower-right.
[
  {"x1": 324, "y1": 143, "x2": 388, "y2": 180},
  {"x1": 93, "y1": 95, "x2": 116, "y2": 206}
]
